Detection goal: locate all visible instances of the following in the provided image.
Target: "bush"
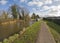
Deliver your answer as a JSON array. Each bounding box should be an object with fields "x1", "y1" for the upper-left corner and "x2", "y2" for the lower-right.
[
  {"x1": 9, "y1": 36, "x2": 15, "y2": 43},
  {"x1": 14, "y1": 34, "x2": 19, "y2": 39},
  {"x1": 0, "y1": 42, "x2": 2, "y2": 43},
  {"x1": 8, "y1": 34, "x2": 19, "y2": 43},
  {"x1": 2, "y1": 34, "x2": 20, "y2": 43},
  {"x1": 3, "y1": 38, "x2": 9, "y2": 43}
]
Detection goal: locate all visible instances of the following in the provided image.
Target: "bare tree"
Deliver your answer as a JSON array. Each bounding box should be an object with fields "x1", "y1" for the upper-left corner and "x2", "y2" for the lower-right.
[{"x1": 2, "y1": 11, "x2": 8, "y2": 19}]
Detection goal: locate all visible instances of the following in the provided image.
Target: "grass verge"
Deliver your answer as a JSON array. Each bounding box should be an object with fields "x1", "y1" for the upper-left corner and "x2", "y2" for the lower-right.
[
  {"x1": 46, "y1": 21, "x2": 60, "y2": 43},
  {"x1": 14, "y1": 21, "x2": 41, "y2": 43}
]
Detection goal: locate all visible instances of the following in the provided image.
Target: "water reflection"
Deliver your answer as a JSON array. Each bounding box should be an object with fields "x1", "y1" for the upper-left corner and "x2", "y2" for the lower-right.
[
  {"x1": 29, "y1": 20, "x2": 36, "y2": 25},
  {"x1": 0, "y1": 22, "x2": 22, "y2": 41},
  {"x1": 0, "y1": 20, "x2": 35, "y2": 41}
]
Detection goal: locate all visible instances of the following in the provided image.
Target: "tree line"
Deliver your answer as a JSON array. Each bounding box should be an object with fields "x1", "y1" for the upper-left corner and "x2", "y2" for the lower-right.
[
  {"x1": 0, "y1": 4, "x2": 40, "y2": 27},
  {"x1": 0, "y1": 4, "x2": 40, "y2": 20}
]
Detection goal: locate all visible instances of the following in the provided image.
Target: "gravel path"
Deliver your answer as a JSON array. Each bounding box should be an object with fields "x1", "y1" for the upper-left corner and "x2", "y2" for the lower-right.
[{"x1": 36, "y1": 22, "x2": 56, "y2": 43}]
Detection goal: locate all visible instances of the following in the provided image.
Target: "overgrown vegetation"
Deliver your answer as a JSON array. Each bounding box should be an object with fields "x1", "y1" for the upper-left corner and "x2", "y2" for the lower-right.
[
  {"x1": 13, "y1": 21, "x2": 41, "y2": 43},
  {"x1": 46, "y1": 21, "x2": 60, "y2": 33},
  {"x1": 46, "y1": 21, "x2": 60, "y2": 43}
]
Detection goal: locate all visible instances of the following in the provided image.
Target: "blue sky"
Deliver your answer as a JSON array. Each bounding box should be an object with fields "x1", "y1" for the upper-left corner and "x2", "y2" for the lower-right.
[{"x1": 0, "y1": 0, "x2": 60, "y2": 17}]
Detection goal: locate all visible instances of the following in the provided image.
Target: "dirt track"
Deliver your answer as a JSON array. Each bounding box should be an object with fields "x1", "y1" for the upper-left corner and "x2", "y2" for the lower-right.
[{"x1": 36, "y1": 22, "x2": 56, "y2": 43}]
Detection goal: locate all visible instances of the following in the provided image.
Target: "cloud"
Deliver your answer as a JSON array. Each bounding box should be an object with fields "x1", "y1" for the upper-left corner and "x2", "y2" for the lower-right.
[
  {"x1": 28, "y1": 1, "x2": 37, "y2": 6},
  {"x1": 0, "y1": 0, "x2": 8, "y2": 5},
  {"x1": 32, "y1": 8, "x2": 39, "y2": 13},
  {"x1": 50, "y1": 5, "x2": 60, "y2": 12},
  {"x1": 47, "y1": 5, "x2": 60, "y2": 16},
  {"x1": 58, "y1": 5, "x2": 60, "y2": 10},
  {"x1": 41, "y1": 5, "x2": 60, "y2": 16},
  {"x1": 32, "y1": 8, "x2": 36, "y2": 11},
  {"x1": 32, "y1": 0, "x2": 39, "y2": 1},
  {"x1": 44, "y1": 0, "x2": 52, "y2": 4},
  {"x1": 20, "y1": 0, "x2": 25, "y2": 2},
  {"x1": 54, "y1": 0, "x2": 60, "y2": 1},
  {"x1": 43, "y1": 5, "x2": 60, "y2": 11},
  {"x1": 9, "y1": 4, "x2": 12, "y2": 7},
  {"x1": 37, "y1": 2, "x2": 43, "y2": 7},
  {"x1": 28, "y1": 0, "x2": 53, "y2": 7},
  {"x1": 57, "y1": 5, "x2": 60, "y2": 15},
  {"x1": 28, "y1": 1, "x2": 43, "y2": 7},
  {"x1": 31, "y1": 5, "x2": 60, "y2": 17},
  {"x1": 19, "y1": 0, "x2": 60, "y2": 17},
  {"x1": 20, "y1": 0, "x2": 27, "y2": 2},
  {"x1": 31, "y1": 5, "x2": 59, "y2": 17},
  {"x1": 43, "y1": 6, "x2": 50, "y2": 10}
]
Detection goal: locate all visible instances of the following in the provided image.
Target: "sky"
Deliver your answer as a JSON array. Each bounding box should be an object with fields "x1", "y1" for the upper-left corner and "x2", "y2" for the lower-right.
[{"x1": 0, "y1": 0, "x2": 60, "y2": 17}]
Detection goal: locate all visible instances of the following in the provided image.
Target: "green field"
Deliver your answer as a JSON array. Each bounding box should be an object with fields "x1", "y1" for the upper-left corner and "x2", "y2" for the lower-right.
[
  {"x1": 14, "y1": 21, "x2": 41, "y2": 43},
  {"x1": 46, "y1": 21, "x2": 60, "y2": 43}
]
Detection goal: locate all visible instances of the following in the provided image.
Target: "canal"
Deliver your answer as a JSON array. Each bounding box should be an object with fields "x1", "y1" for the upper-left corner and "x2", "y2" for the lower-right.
[
  {"x1": 0, "y1": 20, "x2": 36, "y2": 41},
  {"x1": 0, "y1": 21, "x2": 23, "y2": 41}
]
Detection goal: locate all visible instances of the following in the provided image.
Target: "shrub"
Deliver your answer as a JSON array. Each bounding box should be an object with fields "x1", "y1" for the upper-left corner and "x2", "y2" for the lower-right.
[
  {"x1": 3, "y1": 38, "x2": 9, "y2": 43},
  {"x1": 14, "y1": 34, "x2": 19, "y2": 39},
  {"x1": 8, "y1": 34, "x2": 19, "y2": 43},
  {"x1": 0, "y1": 42, "x2": 2, "y2": 43}
]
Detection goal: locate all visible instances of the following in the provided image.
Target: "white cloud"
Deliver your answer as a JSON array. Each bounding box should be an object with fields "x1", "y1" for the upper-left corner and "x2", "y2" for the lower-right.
[
  {"x1": 0, "y1": 0, "x2": 8, "y2": 5},
  {"x1": 20, "y1": 0, "x2": 27, "y2": 2},
  {"x1": 28, "y1": 1, "x2": 37, "y2": 6},
  {"x1": 31, "y1": 5, "x2": 60, "y2": 17},
  {"x1": 43, "y1": 5, "x2": 59, "y2": 12},
  {"x1": 54, "y1": 0, "x2": 60, "y2": 1},
  {"x1": 37, "y1": 2, "x2": 43, "y2": 7},
  {"x1": 28, "y1": 1, "x2": 43, "y2": 7},
  {"x1": 32, "y1": 0, "x2": 39, "y2": 1},
  {"x1": 20, "y1": 0, "x2": 25, "y2": 2},
  {"x1": 32, "y1": 8, "x2": 36, "y2": 11},
  {"x1": 44, "y1": 0, "x2": 52, "y2": 4},
  {"x1": 47, "y1": 5, "x2": 60, "y2": 16},
  {"x1": 42, "y1": 5, "x2": 60, "y2": 16},
  {"x1": 28, "y1": 0, "x2": 53, "y2": 7},
  {"x1": 32, "y1": 8, "x2": 39, "y2": 13},
  {"x1": 50, "y1": 6, "x2": 58, "y2": 11},
  {"x1": 9, "y1": 4, "x2": 12, "y2": 7},
  {"x1": 28, "y1": 0, "x2": 60, "y2": 17},
  {"x1": 58, "y1": 5, "x2": 60, "y2": 10},
  {"x1": 43, "y1": 6, "x2": 50, "y2": 10},
  {"x1": 58, "y1": 5, "x2": 60, "y2": 15}
]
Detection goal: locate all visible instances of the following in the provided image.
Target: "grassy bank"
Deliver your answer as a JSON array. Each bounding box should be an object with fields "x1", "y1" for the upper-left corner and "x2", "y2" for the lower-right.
[
  {"x1": 14, "y1": 21, "x2": 41, "y2": 43},
  {"x1": 46, "y1": 21, "x2": 60, "y2": 33},
  {"x1": 46, "y1": 21, "x2": 60, "y2": 43}
]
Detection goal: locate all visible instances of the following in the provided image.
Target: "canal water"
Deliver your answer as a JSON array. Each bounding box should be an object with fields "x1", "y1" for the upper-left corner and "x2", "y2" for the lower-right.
[
  {"x1": 0, "y1": 21, "x2": 23, "y2": 41},
  {"x1": 0, "y1": 20, "x2": 36, "y2": 41}
]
